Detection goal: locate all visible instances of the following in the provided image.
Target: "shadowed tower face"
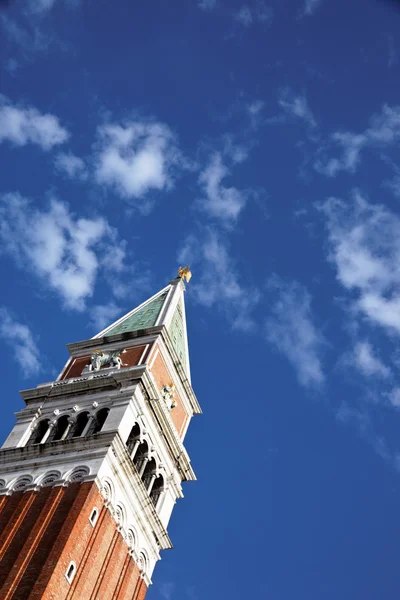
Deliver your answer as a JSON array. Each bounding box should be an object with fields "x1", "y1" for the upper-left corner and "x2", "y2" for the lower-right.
[{"x1": 0, "y1": 272, "x2": 201, "y2": 600}]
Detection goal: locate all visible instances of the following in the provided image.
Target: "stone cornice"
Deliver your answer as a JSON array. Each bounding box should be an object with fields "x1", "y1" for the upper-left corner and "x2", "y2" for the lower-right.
[
  {"x1": 67, "y1": 327, "x2": 164, "y2": 355},
  {"x1": 0, "y1": 431, "x2": 116, "y2": 471}
]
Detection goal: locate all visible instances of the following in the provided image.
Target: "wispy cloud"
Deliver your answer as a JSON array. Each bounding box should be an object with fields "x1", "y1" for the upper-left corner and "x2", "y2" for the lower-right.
[
  {"x1": 0, "y1": 96, "x2": 69, "y2": 150},
  {"x1": 197, "y1": 0, "x2": 217, "y2": 10},
  {"x1": 352, "y1": 341, "x2": 391, "y2": 378},
  {"x1": 197, "y1": 153, "x2": 248, "y2": 224},
  {"x1": 178, "y1": 228, "x2": 259, "y2": 332},
  {"x1": 159, "y1": 582, "x2": 175, "y2": 600},
  {"x1": 319, "y1": 191, "x2": 400, "y2": 335},
  {"x1": 234, "y1": 2, "x2": 273, "y2": 27},
  {"x1": 302, "y1": 0, "x2": 323, "y2": 16},
  {"x1": 278, "y1": 89, "x2": 316, "y2": 128},
  {"x1": 0, "y1": 308, "x2": 41, "y2": 376},
  {"x1": 315, "y1": 104, "x2": 400, "y2": 177},
  {"x1": 265, "y1": 277, "x2": 325, "y2": 387},
  {"x1": 89, "y1": 303, "x2": 123, "y2": 331},
  {"x1": 94, "y1": 121, "x2": 185, "y2": 212},
  {"x1": 54, "y1": 152, "x2": 87, "y2": 180},
  {"x1": 0, "y1": 192, "x2": 127, "y2": 311}
]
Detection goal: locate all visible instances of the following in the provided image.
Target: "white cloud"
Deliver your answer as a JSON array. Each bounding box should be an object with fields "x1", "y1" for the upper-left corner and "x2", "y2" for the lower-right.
[
  {"x1": 159, "y1": 582, "x2": 175, "y2": 600},
  {"x1": 0, "y1": 96, "x2": 69, "y2": 150},
  {"x1": 303, "y1": 0, "x2": 322, "y2": 16},
  {"x1": 29, "y1": 0, "x2": 58, "y2": 13},
  {"x1": 0, "y1": 308, "x2": 41, "y2": 376},
  {"x1": 315, "y1": 104, "x2": 400, "y2": 177},
  {"x1": 278, "y1": 89, "x2": 316, "y2": 128},
  {"x1": 389, "y1": 388, "x2": 400, "y2": 408},
  {"x1": 54, "y1": 152, "x2": 87, "y2": 180},
  {"x1": 198, "y1": 153, "x2": 248, "y2": 223},
  {"x1": 27, "y1": 0, "x2": 79, "y2": 15},
  {"x1": 197, "y1": 0, "x2": 217, "y2": 10},
  {"x1": 89, "y1": 303, "x2": 122, "y2": 331},
  {"x1": 234, "y1": 2, "x2": 273, "y2": 26},
  {"x1": 235, "y1": 5, "x2": 253, "y2": 26},
  {"x1": 0, "y1": 193, "x2": 126, "y2": 311},
  {"x1": 265, "y1": 277, "x2": 325, "y2": 387},
  {"x1": 320, "y1": 192, "x2": 400, "y2": 335},
  {"x1": 315, "y1": 132, "x2": 366, "y2": 177},
  {"x1": 246, "y1": 100, "x2": 265, "y2": 129},
  {"x1": 178, "y1": 228, "x2": 259, "y2": 332},
  {"x1": 94, "y1": 121, "x2": 184, "y2": 210},
  {"x1": 353, "y1": 341, "x2": 391, "y2": 378}
]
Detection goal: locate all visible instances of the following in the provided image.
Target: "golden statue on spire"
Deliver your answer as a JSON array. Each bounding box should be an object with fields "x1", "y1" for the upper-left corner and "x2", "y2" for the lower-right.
[{"x1": 178, "y1": 265, "x2": 192, "y2": 283}]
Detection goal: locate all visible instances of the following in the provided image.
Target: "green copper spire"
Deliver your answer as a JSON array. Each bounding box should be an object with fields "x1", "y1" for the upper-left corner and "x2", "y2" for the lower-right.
[
  {"x1": 94, "y1": 270, "x2": 192, "y2": 381},
  {"x1": 105, "y1": 290, "x2": 169, "y2": 336},
  {"x1": 168, "y1": 297, "x2": 187, "y2": 372}
]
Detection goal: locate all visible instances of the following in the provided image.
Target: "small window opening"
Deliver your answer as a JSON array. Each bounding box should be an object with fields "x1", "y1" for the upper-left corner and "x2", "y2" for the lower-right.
[
  {"x1": 92, "y1": 408, "x2": 110, "y2": 434},
  {"x1": 65, "y1": 561, "x2": 76, "y2": 584},
  {"x1": 72, "y1": 412, "x2": 90, "y2": 438},
  {"x1": 28, "y1": 419, "x2": 49, "y2": 445},
  {"x1": 52, "y1": 415, "x2": 70, "y2": 441},
  {"x1": 89, "y1": 507, "x2": 99, "y2": 527}
]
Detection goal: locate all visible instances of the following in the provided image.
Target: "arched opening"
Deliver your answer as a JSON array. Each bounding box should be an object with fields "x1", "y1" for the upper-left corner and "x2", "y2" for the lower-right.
[
  {"x1": 150, "y1": 474, "x2": 164, "y2": 507},
  {"x1": 28, "y1": 419, "x2": 49, "y2": 445},
  {"x1": 92, "y1": 408, "x2": 110, "y2": 434},
  {"x1": 126, "y1": 423, "x2": 141, "y2": 456},
  {"x1": 133, "y1": 440, "x2": 149, "y2": 475},
  {"x1": 72, "y1": 412, "x2": 90, "y2": 438},
  {"x1": 141, "y1": 458, "x2": 157, "y2": 491},
  {"x1": 51, "y1": 415, "x2": 70, "y2": 442}
]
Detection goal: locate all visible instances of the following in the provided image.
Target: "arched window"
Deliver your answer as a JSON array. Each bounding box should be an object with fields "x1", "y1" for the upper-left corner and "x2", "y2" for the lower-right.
[
  {"x1": 52, "y1": 415, "x2": 70, "y2": 441},
  {"x1": 28, "y1": 419, "x2": 50, "y2": 445},
  {"x1": 72, "y1": 412, "x2": 90, "y2": 438},
  {"x1": 150, "y1": 474, "x2": 164, "y2": 508},
  {"x1": 133, "y1": 440, "x2": 149, "y2": 475},
  {"x1": 92, "y1": 408, "x2": 109, "y2": 434},
  {"x1": 141, "y1": 458, "x2": 157, "y2": 491},
  {"x1": 126, "y1": 423, "x2": 141, "y2": 456}
]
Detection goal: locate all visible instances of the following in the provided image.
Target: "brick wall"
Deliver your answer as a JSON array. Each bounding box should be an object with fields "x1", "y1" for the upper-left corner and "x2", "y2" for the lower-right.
[
  {"x1": 150, "y1": 349, "x2": 189, "y2": 437},
  {"x1": 0, "y1": 483, "x2": 147, "y2": 600}
]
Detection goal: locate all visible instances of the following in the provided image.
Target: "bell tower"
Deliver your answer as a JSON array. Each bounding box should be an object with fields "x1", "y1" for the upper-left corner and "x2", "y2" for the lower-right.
[{"x1": 0, "y1": 270, "x2": 201, "y2": 600}]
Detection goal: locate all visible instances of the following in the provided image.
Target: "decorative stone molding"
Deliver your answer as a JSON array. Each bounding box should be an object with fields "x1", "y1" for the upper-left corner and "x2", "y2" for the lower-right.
[
  {"x1": 12, "y1": 475, "x2": 33, "y2": 492},
  {"x1": 38, "y1": 470, "x2": 62, "y2": 487},
  {"x1": 67, "y1": 466, "x2": 90, "y2": 483}
]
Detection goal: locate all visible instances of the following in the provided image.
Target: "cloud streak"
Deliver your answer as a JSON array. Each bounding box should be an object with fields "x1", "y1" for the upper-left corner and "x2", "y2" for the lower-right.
[
  {"x1": 197, "y1": 153, "x2": 248, "y2": 224},
  {"x1": 0, "y1": 96, "x2": 69, "y2": 150},
  {"x1": 179, "y1": 228, "x2": 259, "y2": 332},
  {"x1": 320, "y1": 192, "x2": 400, "y2": 335},
  {"x1": 315, "y1": 104, "x2": 400, "y2": 177},
  {"x1": 0, "y1": 308, "x2": 41, "y2": 376},
  {"x1": 94, "y1": 121, "x2": 185, "y2": 211},
  {"x1": 265, "y1": 277, "x2": 325, "y2": 387},
  {"x1": 0, "y1": 193, "x2": 127, "y2": 311}
]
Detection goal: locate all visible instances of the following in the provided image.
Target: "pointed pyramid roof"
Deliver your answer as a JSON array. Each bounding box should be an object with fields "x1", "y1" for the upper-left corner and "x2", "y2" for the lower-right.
[{"x1": 93, "y1": 276, "x2": 191, "y2": 381}]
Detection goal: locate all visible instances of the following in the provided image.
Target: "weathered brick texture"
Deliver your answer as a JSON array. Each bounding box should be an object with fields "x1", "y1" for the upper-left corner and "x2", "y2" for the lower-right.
[
  {"x1": 0, "y1": 483, "x2": 147, "y2": 600},
  {"x1": 150, "y1": 348, "x2": 189, "y2": 437}
]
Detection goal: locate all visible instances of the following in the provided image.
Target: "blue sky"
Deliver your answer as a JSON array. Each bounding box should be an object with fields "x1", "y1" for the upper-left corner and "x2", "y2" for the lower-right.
[{"x1": 1, "y1": 0, "x2": 400, "y2": 597}]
